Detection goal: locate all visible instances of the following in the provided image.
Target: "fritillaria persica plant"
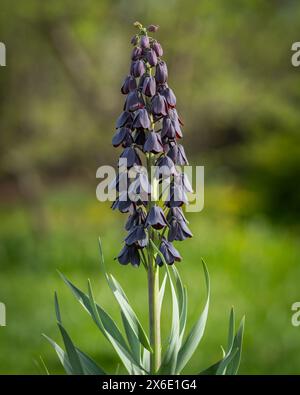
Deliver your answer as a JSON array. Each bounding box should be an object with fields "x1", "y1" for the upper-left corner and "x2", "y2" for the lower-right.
[{"x1": 44, "y1": 23, "x2": 245, "y2": 376}]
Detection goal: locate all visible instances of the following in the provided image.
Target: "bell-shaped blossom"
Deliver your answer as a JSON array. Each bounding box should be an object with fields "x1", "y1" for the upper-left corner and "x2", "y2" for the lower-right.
[
  {"x1": 155, "y1": 61, "x2": 168, "y2": 84},
  {"x1": 152, "y1": 41, "x2": 163, "y2": 57},
  {"x1": 133, "y1": 108, "x2": 151, "y2": 129},
  {"x1": 131, "y1": 46, "x2": 142, "y2": 60},
  {"x1": 160, "y1": 86, "x2": 176, "y2": 107},
  {"x1": 167, "y1": 207, "x2": 193, "y2": 241},
  {"x1": 142, "y1": 76, "x2": 156, "y2": 97},
  {"x1": 121, "y1": 75, "x2": 137, "y2": 94},
  {"x1": 147, "y1": 49, "x2": 158, "y2": 66},
  {"x1": 117, "y1": 244, "x2": 140, "y2": 267},
  {"x1": 116, "y1": 111, "x2": 133, "y2": 128},
  {"x1": 167, "y1": 143, "x2": 188, "y2": 165},
  {"x1": 125, "y1": 224, "x2": 148, "y2": 248},
  {"x1": 143, "y1": 131, "x2": 163, "y2": 154},
  {"x1": 145, "y1": 205, "x2": 168, "y2": 230},
  {"x1": 140, "y1": 35, "x2": 150, "y2": 48},
  {"x1": 156, "y1": 237, "x2": 181, "y2": 266},
  {"x1": 131, "y1": 60, "x2": 146, "y2": 78},
  {"x1": 119, "y1": 146, "x2": 141, "y2": 168},
  {"x1": 151, "y1": 93, "x2": 168, "y2": 116},
  {"x1": 124, "y1": 90, "x2": 144, "y2": 112},
  {"x1": 112, "y1": 127, "x2": 132, "y2": 147}
]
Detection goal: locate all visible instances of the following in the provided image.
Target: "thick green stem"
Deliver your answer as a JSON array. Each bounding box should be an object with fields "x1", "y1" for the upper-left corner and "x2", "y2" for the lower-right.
[{"x1": 147, "y1": 153, "x2": 161, "y2": 373}]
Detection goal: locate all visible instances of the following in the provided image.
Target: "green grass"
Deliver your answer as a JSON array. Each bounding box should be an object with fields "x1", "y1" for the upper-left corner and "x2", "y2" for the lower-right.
[{"x1": 0, "y1": 184, "x2": 300, "y2": 374}]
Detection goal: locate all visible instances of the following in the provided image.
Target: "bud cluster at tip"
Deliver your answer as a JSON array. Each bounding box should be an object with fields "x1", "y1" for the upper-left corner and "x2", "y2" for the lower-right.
[{"x1": 111, "y1": 23, "x2": 192, "y2": 267}]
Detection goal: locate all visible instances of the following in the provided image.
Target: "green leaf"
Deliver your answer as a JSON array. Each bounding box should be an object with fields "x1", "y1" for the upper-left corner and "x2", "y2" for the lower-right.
[
  {"x1": 54, "y1": 292, "x2": 61, "y2": 324},
  {"x1": 158, "y1": 273, "x2": 167, "y2": 317},
  {"x1": 57, "y1": 323, "x2": 84, "y2": 375},
  {"x1": 172, "y1": 266, "x2": 188, "y2": 340},
  {"x1": 109, "y1": 274, "x2": 152, "y2": 352},
  {"x1": 158, "y1": 265, "x2": 180, "y2": 375},
  {"x1": 87, "y1": 279, "x2": 145, "y2": 374},
  {"x1": 227, "y1": 307, "x2": 235, "y2": 352},
  {"x1": 225, "y1": 316, "x2": 245, "y2": 375},
  {"x1": 176, "y1": 260, "x2": 210, "y2": 374},
  {"x1": 121, "y1": 311, "x2": 141, "y2": 372},
  {"x1": 42, "y1": 334, "x2": 73, "y2": 374},
  {"x1": 76, "y1": 348, "x2": 106, "y2": 375}
]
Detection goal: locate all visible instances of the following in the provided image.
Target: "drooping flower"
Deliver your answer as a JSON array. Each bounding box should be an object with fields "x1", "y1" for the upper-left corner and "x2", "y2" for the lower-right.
[
  {"x1": 121, "y1": 75, "x2": 137, "y2": 94},
  {"x1": 147, "y1": 24, "x2": 159, "y2": 33},
  {"x1": 155, "y1": 61, "x2": 168, "y2": 84},
  {"x1": 156, "y1": 236, "x2": 181, "y2": 266},
  {"x1": 167, "y1": 207, "x2": 193, "y2": 241},
  {"x1": 131, "y1": 46, "x2": 142, "y2": 60},
  {"x1": 142, "y1": 76, "x2": 156, "y2": 97},
  {"x1": 151, "y1": 93, "x2": 168, "y2": 116},
  {"x1": 117, "y1": 244, "x2": 140, "y2": 267},
  {"x1": 147, "y1": 49, "x2": 158, "y2": 67},
  {"x1": 152, "y1": 41, "x2": 163, "y2": 57},
  {"x1": 159, "y1": 86, "x2": 176, "y2": 107},
  {"x1": 133, "y1": 108, "x2": 151, "y2": 129},
  {"x1": 131, "y1": 60, "x2": 146, "y2": 78},
  {"x1": 112, "y1": 127, "x2": 133, "y2": 147},
  {"x1": 167, "y1": 143, "x2": 189, "y2": 165},
  {"x1": 119, "y1": 147, "x2": 142, "y2": 168},
  {"x1": 116, "y1": 111, "x2": 133, "y2": 128},
  {"x1": 145, "y1": 205, "x2": 168, "y2": 230},
  {"x1": 125, "y1": 224, "x2": 148, "y2": 247},
  {"x1": 124, "y1": 90, "x2": 144, "y2": 112},
  {"x1": 140, "y1": 35, "x2": 150, "y2": 48},
  {"x1": 143, "y1": 131, "x2": 163, "y2": 154}
]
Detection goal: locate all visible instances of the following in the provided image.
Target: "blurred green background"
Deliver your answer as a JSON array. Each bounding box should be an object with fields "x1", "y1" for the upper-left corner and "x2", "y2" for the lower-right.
[{"x1": 0, "y1": 0, "x2": 300, "y2": 374}]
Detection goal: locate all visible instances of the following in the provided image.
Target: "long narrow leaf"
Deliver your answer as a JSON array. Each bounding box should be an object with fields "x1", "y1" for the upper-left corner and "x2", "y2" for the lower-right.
[
  {"x1": 225, "y1": 316, "x2": 245, "y2": 375},
  {"x1": 176, "y1": 260, "x2": 210, "y2": 374},
  {"x1": 42, "y1": 334, "x2": 73, "y2": 375}
]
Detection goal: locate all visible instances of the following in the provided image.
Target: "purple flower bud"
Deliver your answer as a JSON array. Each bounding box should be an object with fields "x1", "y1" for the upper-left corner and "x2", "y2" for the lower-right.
[
  {"x1": 125, "y1": 224, "x2": 148, "y2": 247},
  {"x1": 147, "y1": 49, "x2": 158, "y2": 67},
  {"x1": 161, "y1": 86, "x2": 176, "y2": 107},
  {"x1": 121, "y1": 75, "x2": 137, "y2": 95},
  {"x1": 152, "y1": 41, "x2": 163, "y2": 57},
  {"x1": 112, "y1": 127, "x2": 133, "y2": 147},
  {"x1": 151, "y1": 93, "x2": 168, "y2": 116},
  {"x1": 143, "y1": 131, "x2": 163, "y2": 154},
  {"x1": 167, "y1": 143, "x2": 188, "y2": 165},
  {"x1": 117, "y1": 244, "x2": 140, "y2": 267},
  {"x1": 131, "y1": 46, "x2": 142, "y2": 60},
  {"x1": 142, "y1": 76, "x2": 156, "y2": 97},
  {"x1": 133, "y1": 108, "x2": 151, "y2": 129},
  {"x1": 124, "y1": 90, "x2": 144, "y2": 112},
  {"x1": 145, "y1": 205, "x2": 168, "y2": 230},
  {"x1": 156, "y1": 237, "x2": 181, "y2": 266},
  {"x1": 131, "y1": 35, "x2": 138, "y2": 45},
  {"x1": 140, "y1": 35, "x2": 150, "y2": 49},
  {"x1": 131, "y1": 60, "x2": 146, "y2": 78},
  {"x1": 119, "y1": 147, "x2": 142, "y2": 168},
  {"x1": 147, "y1": 25, "x2": 159, "y2": 33},
  {"x1": 116, "y1": 111, "x2": 133, "y2": 128},
  {"x1": 167, "y1": 207, "x2": 193, "y2": 242},
  {"x1": 155, "y1": 61, "x2": 168, "y2": 84},
  {"x1": 165, "y1": 179, "x2": 188, "y2": 208}
]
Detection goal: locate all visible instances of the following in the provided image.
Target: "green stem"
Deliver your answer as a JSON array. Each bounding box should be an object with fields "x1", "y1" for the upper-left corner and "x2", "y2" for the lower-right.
[{"x1": 147, "y1": 153, "x2": 161, "y2": 373}]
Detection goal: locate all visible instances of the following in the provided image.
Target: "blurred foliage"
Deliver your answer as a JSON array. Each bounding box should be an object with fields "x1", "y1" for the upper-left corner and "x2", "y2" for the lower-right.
[
  {"x1": 0, "y1": 0, "x2": 300, "y2": 374},
  {"x1": 0, "y1": 0, "x2": 300, "y2": 220}
]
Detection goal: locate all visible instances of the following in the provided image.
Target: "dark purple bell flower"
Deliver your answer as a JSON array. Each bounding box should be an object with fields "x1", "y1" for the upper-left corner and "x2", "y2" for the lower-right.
[
  {"x1": 145, "y1": 205, "x2": 168, "y2": 230},
  {"x1": 164, "y1": 180, "x2": 188, "y2": 208},
  {"x1": 168, "y1": 108, "x2": 183, "y2": 138},
  {"x1": 133, "y1": 108, "x2": 151, "y2": 129},
  {"x1": 155, "y1": 61, "x2": 168, "y2": 84},
  {"x1": 112, "y1": 127, "x2": 132, "y2": 147},
  {"x1": 125, "y1": 224, "x2": 148, "y2": 247},
  {"x1": 160, "y1": 86, "x2": 176, "y2": 107},
  {"x1": 112, "y1": 192, "x2": 133, "y2": 213},
  {"x1": 125, "y1": 207, "x2": 146, "y2": 231},
  {"x1": 167, "y1": 143, "x2": 188, "y2": 165},
  {"x1": 134, "y1": 128, "x2": 146, "y2": 146},
  {"x1": 161, "y1": 117, "x2": 176, "y2": 139},
  {"x1": 124, "y1": 90, "x2": 144, "y2": 112},
  {"x1": 152, "y1": 41, "x2": 163, "y2": 57},
  {"x1": 117, "y1": 244, "x2": 140, "y2": 267},
  {"x1": 121, "y1": 75, "x2": 137, "y2": 94},
  {"x1": 155, "y1": 155, "x2": 176, "y2": 177},
  {"x1": 131, "y1": 60, "x2": 146, "y2": 78},
  {"x1": 147, "y1": 49, "x2": 158, "y2": 67},
  {"x1": 143, "y1": 131, "x2": 163, "y2": 154},
  {"x1": 142, "y1": 76, "x2": 156, "y2": 97},
  {"x1": 151, "y1": 93, "x2": 168, "y2": 116},
  {"x1": 156, "y1": 237, "x2": 181, "y2": 266},
  {"x1": 119, "y1": 146, "x2": 141, "y2": 168},
  {"x1": 140, "y1": 35, "x2": 150, "y2": 48},
  {"x1": 167, "y1": 207, "x2": 193, "y2": 242},
  {"x1": 131, "y1": 46, "x2": 142, "y2": 60},
  {"x1": 116, "y1": 111, "x2": 133, "y2": 128},
  {"x1": 147, "y1": 24, "x2": 159, "y2": 33}
]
